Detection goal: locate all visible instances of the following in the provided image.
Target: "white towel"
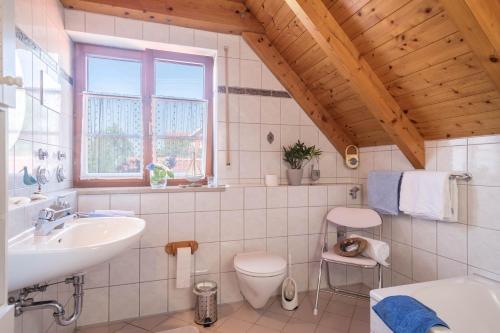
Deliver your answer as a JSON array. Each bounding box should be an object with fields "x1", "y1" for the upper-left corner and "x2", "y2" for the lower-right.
[
  {"x1": 399, "y1": 171, "x2": 458, "y2": 222},
  {"x1": 350, "y1": 234, "x2": 390, "y2": 267}
]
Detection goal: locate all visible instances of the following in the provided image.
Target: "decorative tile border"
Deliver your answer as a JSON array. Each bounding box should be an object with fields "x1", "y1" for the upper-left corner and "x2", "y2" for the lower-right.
[
  {"x1": 15, "y1": 27, "x2": 73, "y2": 85},
  {"x1": 218, "y1": 86, "x2": 291, "y2": 98}
]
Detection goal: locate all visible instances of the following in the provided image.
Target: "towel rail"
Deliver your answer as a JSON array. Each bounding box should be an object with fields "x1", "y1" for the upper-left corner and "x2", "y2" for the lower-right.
[{"x1": 449, "y1": 173, "x2": 472, "y2": 181}]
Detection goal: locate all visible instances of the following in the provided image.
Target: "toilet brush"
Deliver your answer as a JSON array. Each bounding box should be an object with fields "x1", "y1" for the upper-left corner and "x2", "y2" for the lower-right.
[{"x1": 281, "y1": 253, "x2": 298, "y2": 310}]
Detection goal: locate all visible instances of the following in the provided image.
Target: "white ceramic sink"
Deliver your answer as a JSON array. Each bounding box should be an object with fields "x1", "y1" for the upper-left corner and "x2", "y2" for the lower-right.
[{"x1": 8, "y1": 216, "x2": 145, "y2": 291}]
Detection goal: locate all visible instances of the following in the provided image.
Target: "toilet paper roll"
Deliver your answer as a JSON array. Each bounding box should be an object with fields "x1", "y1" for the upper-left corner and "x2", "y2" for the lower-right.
[
  {"x1": 176, "y1": 247, "x2": 192, "y2": 288},
  {"x1": 265, "y1": 174, "x2": 279, "y2": 187}
]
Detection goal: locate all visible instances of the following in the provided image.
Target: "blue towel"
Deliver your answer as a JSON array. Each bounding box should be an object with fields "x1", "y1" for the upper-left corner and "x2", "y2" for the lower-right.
[
  {"x1": 367, "y1": 170, "x2": 402, "y2": 215},
  {"x1": 373, "y1": 296, "x2": 449, "y2": 333}
]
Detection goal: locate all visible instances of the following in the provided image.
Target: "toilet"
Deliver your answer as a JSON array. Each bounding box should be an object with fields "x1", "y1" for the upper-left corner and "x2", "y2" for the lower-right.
[{"x1": 234, "y1": 251, "x2": 287, "y2": 309}]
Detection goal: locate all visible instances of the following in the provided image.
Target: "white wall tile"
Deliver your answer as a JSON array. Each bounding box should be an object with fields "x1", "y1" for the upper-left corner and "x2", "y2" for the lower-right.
[
  {"x1": 308, "y1": 206, "x2": 327, "y2": 234},
  {"x1": 261, "y1": 124, "x2": 281, "y2": 152},
  {"x1": 280, "y1": 99, "x2": 301, "y2": 125},
  {"x1": 64, "y1": 9, "x2": 84, "y2": 31},
  {"x1": 109, "y1": 284, "x2": 139, "y2": 321},
  {"x1": 244, "y1": 238, "x2": 266, "y2": 252},
  {"x1": 288, "y1": 235, "x2": 309, "y2": 264},
  {"x1": 217, "y1": 56, "x2": 240, "y2": 86},
  {"x1": 468, "y1": 143, "x2": 500, "y2": 186},
  {"x1": 267, "y1": 208, "x2": 287, "y2": 237},
  {"x1": 328, "y1": 184, "x2": 346, "y2": 206},
  {"x1": 240, "y1": 151, "x2": 261, "y2": 179},
  {"x1": 78, "y1": 287, "x2": 109, "y2": 325},
  {"x1": 220, "y1": 272, "x2": 243, "y2": 303},
  {"x1": 244, "y1": 187, "x2": 266, "y2": 209},
  {"x1": 240, "y1": 60, "x2": 261, "y2": 89},
  {"x1": 411, "y1": 218, "x2": 436, "y2": 253},
  {"x1": 140, "y1": 193, "x2": 169, "y2": 214},
  {"x1": 436, "y1": 145, "x2": 467, "y2": 172},
  {"x1": 468, "y1": 185, "x2": 500, "y2": 230},
  {"x1": 110, "y1": 249, "x2": 140, "y2": 285},
  {"x1": 140, "y1": 280, "x2": 168, "y2": 316},
  {"x1": 85, "y1": 13, "x2": 114, "y2": 35},
  {"x1": 437, "y1": 222, "x2": 467, "y2": 262},
  {"x1": 169, "y1": 213, "x2": 195, "y2": 242},
  {"x1": 412, "y1": 249, "x2": 436, "y2": 282},
  {"x1": 142, "y1": 22, "x2": 169, "y2": 43},
  {"x1": 195, "y1": 242, "x2": 220, "y2": 275},
  {"x1": 437, "y1": 257, "x2": 467, "y2": 279},
  {"x1": 392, "y1": 215, "x2": 412, "y2": 245},
  {"x1": 220, "y1": 210, "x2": 244, "y2": 241},
  {"x1": 391, "y1": 241, "x2": 412, "y2": 277},
  {"x1": 468, "y1": 226, "x2": 500, "y2": 274},
  {"x1": 221, "y1": 187, "x2": 243, "y2": 210},
  {"x1": 267, "y1": 236, "x2": 287, "y2": 258},
  {"x1": 239, "y1": 95, "x2": 260, "y2": 123},
  {"x1": 218, "y1": 33, "x2": 240, "y2": 58},
  {"x1": 169, "y1": 192, "x2": 195, "y2": 212},
  {"x1": 169, "y1": 26, "x2": 194, "y2": 46},
  {"x1": 194, "y1": 30, "x2": 217, "y2": 49},
  {"x1": 287, "y1": 207, "x2": 308, "y2": 235},
  {"x1": 261, "y1": 96, "x2": 281, "y2": 124},
  {"x1": 110, "y1": 194, "x2": 140, "y2": 214},
  {"x1": 309, "y1": 186, "x2": 327, "y2": 206},
  {"x1": 195, "y1": 211, "x2": 220, "y2": 243},
  {"x1": 195, "y1": 192, "x2": 220, "y2": 211},
  {"x1": 140, "y1": 247, "x2": 168, "y2": 282},
  {"x1": 267, "y1": 187, "x2": 287, "y2": 208},
  {"x1": 244, "y1": 209, "x2": 266, "y2": 239},
  {"x1": 239, "y1": 123, "x2": 260, "y2": 150},
  {"x1": 115, "y1": 17, "x2": 142, "y2": 39},
  {"x1": 240, "y1": 39, "x2": 259, "y2": 61},
  {"x1": 140, "y1": 214, "x2": 168, "y2": 248},
  {"x1": 287, "y1": 186, "x2": 308, "y2": 207},
  {"x1": 168, "y1": 278, "x2": 195, "y2": 312},
  {"x1": 220, "y1": 240, "x2": 243, "y2": 272},
  {"x1": 78, "y1": 194, "x2": 110, "y2": 211}
]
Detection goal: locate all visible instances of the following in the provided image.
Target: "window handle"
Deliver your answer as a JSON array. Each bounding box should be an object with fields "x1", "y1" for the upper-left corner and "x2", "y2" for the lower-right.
[{"x1": 148, "y1": 121, "x2": 153, "y2": 136}]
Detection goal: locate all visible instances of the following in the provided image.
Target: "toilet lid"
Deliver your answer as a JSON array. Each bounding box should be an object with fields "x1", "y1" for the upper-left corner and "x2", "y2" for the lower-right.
[{"x1": 234, "y1": 251, "x2": 286, "y2": 277}]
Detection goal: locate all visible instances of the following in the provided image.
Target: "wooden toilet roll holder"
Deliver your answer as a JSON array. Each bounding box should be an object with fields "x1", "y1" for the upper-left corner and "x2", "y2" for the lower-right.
[{"x1": 165, "y1": 240, "x2": 198, "y2": 256}]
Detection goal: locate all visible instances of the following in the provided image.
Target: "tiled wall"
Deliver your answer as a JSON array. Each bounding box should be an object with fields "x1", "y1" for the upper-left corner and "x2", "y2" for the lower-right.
[
  {"x1": 358, "y1": 138, "x2": 500, "y2": 287},
  {"x1": 8, "y1": 0, "x2": 73, "y2": 198},
  {"x1": 75, "y1": 184, "x2": 362, "y2": 325},
  {"x1": 64, "y1": 9, "x2": 357, "y2": 186}
]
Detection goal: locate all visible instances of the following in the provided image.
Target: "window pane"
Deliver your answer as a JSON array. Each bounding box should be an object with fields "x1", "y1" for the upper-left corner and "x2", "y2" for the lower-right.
[
  {"x1": 155, "y1": 61, "x2": 204, "y2": 99},
  {"x1": 87, "y1": 56, "x2": 141, "y2": 96},
  {"x1": 85, "y1": 95, "x2": 143, "y2": 176},
  {"x1": 153, "y1": 99, "x2": 207, "y2": 177}
]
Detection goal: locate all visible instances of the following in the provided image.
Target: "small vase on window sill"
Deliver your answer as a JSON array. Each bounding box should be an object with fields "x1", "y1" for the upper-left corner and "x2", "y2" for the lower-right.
[{"x1": 146, "y1": 163, "x2": 174, "y2": 189}]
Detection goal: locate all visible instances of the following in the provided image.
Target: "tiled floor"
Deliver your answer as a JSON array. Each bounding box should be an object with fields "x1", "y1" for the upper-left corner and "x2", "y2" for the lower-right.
[{"x1": 76, "y1": 292, "x2": 370, "y2": 333}]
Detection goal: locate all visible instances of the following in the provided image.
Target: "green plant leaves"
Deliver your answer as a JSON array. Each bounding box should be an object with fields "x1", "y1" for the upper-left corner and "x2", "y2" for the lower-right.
[{"x1": 282, "y1": 140, "x2": 322, "y2": 169}]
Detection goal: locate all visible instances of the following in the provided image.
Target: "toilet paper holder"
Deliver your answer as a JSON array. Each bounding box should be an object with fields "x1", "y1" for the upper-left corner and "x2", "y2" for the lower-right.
[{"x1": 165, "y1": 240, "x2": 199, "y2": 256}]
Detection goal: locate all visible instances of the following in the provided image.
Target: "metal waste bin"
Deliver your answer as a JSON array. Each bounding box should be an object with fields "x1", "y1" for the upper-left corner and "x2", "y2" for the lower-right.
[{"x1": 193, "y1": 281, "x2": 217, "y2": 327}]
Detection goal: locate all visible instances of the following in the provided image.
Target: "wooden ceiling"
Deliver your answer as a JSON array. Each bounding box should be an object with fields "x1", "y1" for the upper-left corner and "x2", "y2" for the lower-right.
[{"x1": 61, "y1": 0, "x2": 500, "y2": 168}]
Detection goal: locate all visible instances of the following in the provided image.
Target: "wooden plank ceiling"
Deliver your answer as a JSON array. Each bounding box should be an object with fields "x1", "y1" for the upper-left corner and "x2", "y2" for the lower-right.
[
  {"x1": 246, "y1": 0, "x2": 500, "y2": 147},
  {"x1": 60, "y1": 0, "x2": 500, "y2": 167}
]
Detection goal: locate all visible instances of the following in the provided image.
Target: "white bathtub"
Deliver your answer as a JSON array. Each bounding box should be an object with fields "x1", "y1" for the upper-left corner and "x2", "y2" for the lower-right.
[{"x1": 369, "y1": 274, "x2": 500, "y2": 333}]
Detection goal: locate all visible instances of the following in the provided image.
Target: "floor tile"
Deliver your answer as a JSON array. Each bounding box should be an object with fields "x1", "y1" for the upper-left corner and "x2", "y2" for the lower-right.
[
  {"x1": 318, "y1": 313, "x2": 351, "y2": 333},
  {"x1": 128, "y1": 314, "x2": 168, "y2": 330},
  {"x1": 216, "y1": 317, "x2": 253, "y2": 333},
  {"x1": 114, "y1": 324, "x2": 149, "y2": 333},
  {"x1": 152, "y1": 317, "x2": 190, "y2": 332},
  {"x1": 325, "y1": 300, "x2": 355, "y2": 318},
  {"x1": 255, "y1": 312, "x2": 289, "y2": 330},
  {"x1": 349, "y1": 320, "x2": 369, "y2": 333},
  {"x1": 76, "y1": 322, "x2": 127, "y2": 333},
  {"x1": 232, "y1": 303, "x2": 264, "y2": 323},
  {"x1": 172, "y1": 310, "x2": 196, "y2": 324},
  {"x1": 282, "y1": 318, "x2": 316, "y2": 333},
  {"x1": 352, "y1": 306, "x2": 370, "y2": 323},
  {"x1": 247, "y1": 324, "x2": 280, "y2": 333}
]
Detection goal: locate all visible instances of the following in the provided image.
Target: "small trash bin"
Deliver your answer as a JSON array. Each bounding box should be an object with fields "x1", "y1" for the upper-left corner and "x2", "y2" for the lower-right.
[{"x1": 193, "y1": 280, "x2": 217, "y2": 327}]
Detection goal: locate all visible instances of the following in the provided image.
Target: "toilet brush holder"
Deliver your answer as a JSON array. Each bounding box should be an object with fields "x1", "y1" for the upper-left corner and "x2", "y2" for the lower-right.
[{"x1": 281, "y1": 277, "x2": 298, "y2": 311}]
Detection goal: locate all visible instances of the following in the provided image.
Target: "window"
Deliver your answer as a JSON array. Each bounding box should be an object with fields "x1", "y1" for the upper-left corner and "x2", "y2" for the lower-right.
[{"x1": 74, "y1": 44, "x2": 214, "y2": 186}]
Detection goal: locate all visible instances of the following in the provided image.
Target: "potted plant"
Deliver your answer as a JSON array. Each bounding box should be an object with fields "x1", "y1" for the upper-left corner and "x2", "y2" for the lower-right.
[
  {"x1": 283, "y1": 140, "x2": 322, "y2": 185},
  {"x1": 146, "y1": 163, "x2": 174, "y2": 189}
]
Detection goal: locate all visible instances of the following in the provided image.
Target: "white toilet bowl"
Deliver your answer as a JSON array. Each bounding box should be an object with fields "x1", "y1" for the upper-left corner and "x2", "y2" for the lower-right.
[{"x1": 234, "y1": 251, "x2": 287, "y2": 309}]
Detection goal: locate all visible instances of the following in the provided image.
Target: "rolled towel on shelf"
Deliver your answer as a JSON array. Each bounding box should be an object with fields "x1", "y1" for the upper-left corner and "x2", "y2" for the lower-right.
[
  {"x1": 349, "y1": 233, "x2": 390, "y2": 266},
  {"x1": 399, "y1": 171, "x2": 458, "y2": 222}
]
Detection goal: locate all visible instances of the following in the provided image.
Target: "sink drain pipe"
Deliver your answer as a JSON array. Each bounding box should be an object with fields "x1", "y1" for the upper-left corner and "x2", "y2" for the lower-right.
[{"x1": 9, "y1": 274, "x2": 84, "y2": 326}]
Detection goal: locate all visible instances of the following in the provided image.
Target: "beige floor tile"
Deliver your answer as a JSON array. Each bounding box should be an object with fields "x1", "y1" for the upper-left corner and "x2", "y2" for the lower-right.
[
  {"x1": 325, "y1": 301, "x2": 355, "y2": 318},
  {"x1": 352, "y1": 306, "x2": 369, "y2": 323},
  {"x1": 315, "y1": 325, "x2": 348, "y2": 333},
  {"x1": 76, "y1": 322, "x2": 127, "y2": 333},
  {"x1": 172, "y1": 310, "x2": 196, "y2": 324},
  {"x1": 282, "y1": 318, "x2": 316, "y2": 333},
  {"x1": 152, "y1": 317, "x2": 190, "y2": 332},
  {"x1": 255, "y1": 312, "x2": 290, "y2": 331},
  {"x1": 291, "y1": 299, "x2": 326, "y2": 324},
  {"x1": 114, "y1": 324, "x2": 149, "y2": 333},
  {"x1": 318, "y1": 313, "x2": 351, "y2": 333},
  {"x1": 218, "y1": 301, "x2": 244, "y2": 319},
  {"x1": 129, "y1": 314, "x2": 169, "y2": 330},
  {"x1": 330, "y1": 294, "x2": 357, "y2": 306},
  {"x1": 266, "y1": 299, "x2": 295, "y2": 317},
  {"x1": 216, "y1": 317, "x2": 253, "y2": 333},
  {"x1": 232, "y1": 303, "x2": 264, "y2": 323},
  {"x1": 247, "y1": 324, "x2": 280, "y2": 333},
  {"x1": 349, "y1": 320, "x2": 369, "y2": 333}
]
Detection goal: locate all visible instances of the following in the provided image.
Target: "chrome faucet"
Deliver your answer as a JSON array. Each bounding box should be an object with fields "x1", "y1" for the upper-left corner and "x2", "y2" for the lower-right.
[{"x1": 35, "y1": 198, "x2": 74, "y2": 236}]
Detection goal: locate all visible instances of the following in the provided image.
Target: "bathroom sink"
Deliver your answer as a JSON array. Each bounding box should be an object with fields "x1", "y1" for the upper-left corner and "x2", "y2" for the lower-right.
[{"x1": 8, "y1": 216, "x2": 145, "y2": 291}]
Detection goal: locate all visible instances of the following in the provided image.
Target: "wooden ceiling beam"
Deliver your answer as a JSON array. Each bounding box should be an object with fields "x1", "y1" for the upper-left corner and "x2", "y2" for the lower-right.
[
  {"x1": 242, "y1": 32, "x2": 354, "y2": 157},
  {"x1": 285, "y1": 0, "x2": 425, "y2": 168},
  {"x1": 440, "y1": 0, "x2": 500, "y2": 93},
  {"x1": 60, "y1": 0, "x2": 265, "y2": 34}
]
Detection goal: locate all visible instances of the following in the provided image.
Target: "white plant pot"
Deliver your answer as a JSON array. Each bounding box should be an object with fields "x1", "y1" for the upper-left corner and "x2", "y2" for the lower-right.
[{"x1": 286, "y1": 169, "x2": 303, "y2": 186}]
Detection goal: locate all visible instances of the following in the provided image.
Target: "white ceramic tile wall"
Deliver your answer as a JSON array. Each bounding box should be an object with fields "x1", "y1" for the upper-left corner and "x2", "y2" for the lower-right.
[
  {"x1": 9, "y1": 1, "x2": 74, "y2": 333},
  {"x1": 359, "y1": 139, "x2": 500, "y2": 287},
  {"x1": 9, "y1": 0, "x2": 73, "y2": 199},
  {"x1": 75, "y1": 184, "x2": 359, "y2": 326}
]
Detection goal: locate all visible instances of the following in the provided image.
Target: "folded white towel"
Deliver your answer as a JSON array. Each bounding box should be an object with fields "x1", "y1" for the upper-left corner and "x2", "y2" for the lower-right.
[
  {"x1": 399, "y1": 171, "x2": 458, "y2": 222},
  {"x1": 350, "y1": 233, "x2": 390, "y2": 267}
]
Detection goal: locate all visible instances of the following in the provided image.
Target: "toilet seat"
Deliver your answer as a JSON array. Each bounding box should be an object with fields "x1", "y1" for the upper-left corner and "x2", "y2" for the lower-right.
[{"x1": 234, "y1": 251, "x2": 287, "y2": 277}]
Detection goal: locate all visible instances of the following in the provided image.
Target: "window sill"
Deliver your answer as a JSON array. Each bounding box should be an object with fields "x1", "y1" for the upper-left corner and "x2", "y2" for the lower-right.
[{"x1": 76, "y1": 185, "x2": 227, "y2": 195}]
